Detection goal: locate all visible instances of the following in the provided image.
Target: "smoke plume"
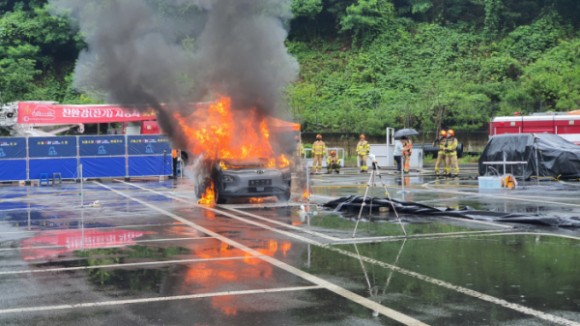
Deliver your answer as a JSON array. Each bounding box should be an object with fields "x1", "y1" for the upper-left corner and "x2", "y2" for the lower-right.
[{"x1": 50, "y1": 0, "x2": 298, "y2": 147}]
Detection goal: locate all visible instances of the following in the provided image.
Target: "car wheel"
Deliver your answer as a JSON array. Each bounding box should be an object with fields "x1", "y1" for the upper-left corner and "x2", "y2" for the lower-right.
[
  {"x1": 215, "y1": 186, "x2": 227, "y2": 204},
  {"x1": 277, "y1": 190, "x2": 291, "y2": 202}
]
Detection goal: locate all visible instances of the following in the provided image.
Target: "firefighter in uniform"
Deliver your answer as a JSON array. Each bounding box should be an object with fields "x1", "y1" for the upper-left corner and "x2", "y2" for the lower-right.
[
  {"x1": 356, "y1": 134, "x2": 371, "y2": 173},
  {"x1": 444, "y1": 129, "x2": 460, "y2": 177},
  {"x1": 326, "y1": 150, "x2": 340, "y2": 174},
  {"x1": 294, "y1": 135, "x2": 305, "y2": 170},
  {"x1": 312, "y1": 134, "x2": 326, "y2": 174},
  {"x1": 433, "y1": 130, "x2": 447, "y2": 176},
  {"x1": 171, "y1": 149, "x2": 181, "y2": 178},
  {"x1": 402, "y1": 136, "x2": 412, "y2": 173}
]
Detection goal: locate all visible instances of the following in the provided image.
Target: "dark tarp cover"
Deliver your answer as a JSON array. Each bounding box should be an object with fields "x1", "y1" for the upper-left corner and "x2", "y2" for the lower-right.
[
  {"x1": 324, "y1": 196, "x2": 580, "y2": 228},
  {"x1": 478, "y1": 133, "x2": 580, "y2": 179}
]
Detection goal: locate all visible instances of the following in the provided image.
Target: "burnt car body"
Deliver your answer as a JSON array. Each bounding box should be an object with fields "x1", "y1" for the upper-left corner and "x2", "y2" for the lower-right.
[{"x1": 196, "y1": 158, "x2": 291, "y2": 204}]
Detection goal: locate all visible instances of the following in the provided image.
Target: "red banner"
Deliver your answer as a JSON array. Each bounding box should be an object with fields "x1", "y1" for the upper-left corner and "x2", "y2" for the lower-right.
[{"x1": 17, "y1": 102, "x2": 156, "y2": 124}]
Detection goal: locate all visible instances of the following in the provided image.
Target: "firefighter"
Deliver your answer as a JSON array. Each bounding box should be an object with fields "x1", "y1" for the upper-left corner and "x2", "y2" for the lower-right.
[
  {"x1": 402, "y1": 136, "x2": 412, "y2": 173},
  {"x1": 312, "y1": 134, "x2": 326, "y2": 174},
  {"x1": 171, "y1": 149, "x2": 181, "y2": 178},
  {"x1": 326, "y1": 150, "x2": 340, "y2": 174},
  {"x1": 356, "y1": 134, "x2": 371, "y2": 173},
  {"x1": 444, "y1": 129, "x2": 460, "y2": 177},
  {"x1": 295, "y1": 135, "x2": 305, "y2": 158},
  {"x1": 433, "y1": 130, "x2": 447, "y2": 176}
]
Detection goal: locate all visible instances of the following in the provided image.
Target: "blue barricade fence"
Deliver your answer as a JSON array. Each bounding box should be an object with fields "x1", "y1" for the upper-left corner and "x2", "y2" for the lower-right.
[
  {"x1": 0, "y1": 138, "x2": 27, "y2": 181},
  {"x1": 0, "y1": 135, "x2": 174, "y2": 181}
]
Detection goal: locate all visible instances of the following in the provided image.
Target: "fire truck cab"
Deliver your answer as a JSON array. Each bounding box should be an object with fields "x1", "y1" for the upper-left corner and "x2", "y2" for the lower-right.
[{"x1": 490, "y1": 113, "x2": 580, "y2": 145}]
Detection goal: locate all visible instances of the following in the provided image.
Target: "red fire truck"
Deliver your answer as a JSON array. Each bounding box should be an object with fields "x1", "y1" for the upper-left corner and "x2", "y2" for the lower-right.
[{"x1": 489, "y1": 111, "x2": 580, "y2": 145}]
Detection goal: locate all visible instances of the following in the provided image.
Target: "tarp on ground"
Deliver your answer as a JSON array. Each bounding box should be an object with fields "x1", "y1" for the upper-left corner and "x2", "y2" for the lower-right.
[
  {"x1": 478, "y1": 133, "x2": 580, "y2": 179},
  {"x1": 324, "y1": 196, "x2": 580, "y2": 228}
]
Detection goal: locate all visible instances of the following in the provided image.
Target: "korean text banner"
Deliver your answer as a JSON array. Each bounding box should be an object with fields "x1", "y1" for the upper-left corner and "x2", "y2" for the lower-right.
[
  {"x1": 128, "y1": 136, "x2": 171, "y2": 155},
  {"x1": 17, "y1": 102, "x2": 156, "y2": 124},
  {"x1": 29, "y1": 137, "x2": 77, "y2": 158},
  {"x1": 0, "y1": 137, "x2": 26, "y2": 159},
  {"x1": 80, "y1": 136, "x2": 125, "y2": 157}
]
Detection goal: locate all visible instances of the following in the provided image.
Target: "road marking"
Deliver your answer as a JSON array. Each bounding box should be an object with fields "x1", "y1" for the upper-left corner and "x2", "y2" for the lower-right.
[
  {"x1": 0, "y1": 286, "x2": 324, "y2": 314},
  {"x1": 99, "y1": 182, "x2": 428, "y2": 326},
  {"x1": 0, "y1": 222, "x2": 183, "y2": 236},
  {"x1": 118, "y1": 181, "x2": 580, "y2": 326},
  {"x1": 327, "y1": 245, "x2": 580, "y2": 326},
  {"x1": 0, "y1": 236, "x2": 208, "y2": 253},
  {"x1": 423, "y1": 181, "x2": 580, "y2": 208},
  {"x1": 224, "y1": 206, "x2": 339, "y2": 241},
  {"x1": 0, "y1": 256, "x2": 254, "y2": 275},
  {"x1": 118, "y1": 181, "x2": 322, "y2": 245}
]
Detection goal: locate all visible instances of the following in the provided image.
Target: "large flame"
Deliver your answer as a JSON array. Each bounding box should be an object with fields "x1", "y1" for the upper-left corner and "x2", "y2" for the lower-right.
[
  {"x1": 174, "y1": 96, "x2": 292, "y2": 205},
  {"x1": 175, "y1": 96, "x2": 275, "y2": 160}
]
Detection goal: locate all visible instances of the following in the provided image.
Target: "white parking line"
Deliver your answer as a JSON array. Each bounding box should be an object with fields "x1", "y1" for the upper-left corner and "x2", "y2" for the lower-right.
[
  {"x1": 0, "y1": 222, "x2": 182, "y2": 236},
  {"x1": 328, "y1": 245, "x2": 580, "y2": 326},
  {"x1": 422, "y1": 182, "x2": 580, "y2": 208},
  {"x1": 223, "y1": 206, "x2": 339, "y2": 241},
  {"x1": 117, "y1": 181, "x2": 580, "y2": 326},
  {"x1": 0, "y1": 236, "x2": 208, "y2": 253},
  {"x1": 99, "y1": 182, "x2": 428, "y2": 326},
  {"x1": 0, "y1": 286, "x2": 324, "y2": 314},
  {"x1": 0, "y1": 256, "x2": 254, "y2": 275}
]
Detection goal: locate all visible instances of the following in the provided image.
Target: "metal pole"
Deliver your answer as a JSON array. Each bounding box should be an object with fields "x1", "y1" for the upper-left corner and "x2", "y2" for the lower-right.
[
  {"x1": 79, "y1": 163, "x2": 84, "y2": 251},
  {"x1": 352, "y1": 170, "x2": 374, "y2": 237},
  {"x1": 305, "y1": 163, "x2": 311, "y2": 227}
]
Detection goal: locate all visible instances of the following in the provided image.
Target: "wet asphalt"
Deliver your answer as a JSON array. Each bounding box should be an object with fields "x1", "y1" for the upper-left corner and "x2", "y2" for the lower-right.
[{"x1": 0, "y1": 168, "x2": 579, "y2": 325}]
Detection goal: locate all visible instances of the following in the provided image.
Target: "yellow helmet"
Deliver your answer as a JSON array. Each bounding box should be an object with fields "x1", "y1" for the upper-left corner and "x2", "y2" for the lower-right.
[
  {"x1": 448, "y1": 129, "x2": 455, "y2": 137},
  {"x1": 440, "y1": 130, "x2": 447, "y2": 137}
]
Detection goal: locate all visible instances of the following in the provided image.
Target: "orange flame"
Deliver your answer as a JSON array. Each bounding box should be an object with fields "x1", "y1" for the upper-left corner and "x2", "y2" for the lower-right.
[
  {"x1": 175, "y1": 96, "x2": 276, "y2": 160},
  {"x1": 198, "y1": 180, "x2": 216, "y2": 207},
  {"x1": 248, "y1": 197, "x2": 266, "y2": 204},
  {"x1": 175, "y1": 96, "x2": 295, "y2": 204}
]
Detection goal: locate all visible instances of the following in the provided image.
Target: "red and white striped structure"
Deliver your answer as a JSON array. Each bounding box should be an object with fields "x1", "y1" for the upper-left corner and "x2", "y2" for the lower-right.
[{"x1": 490, "y1": 112, "x2": 580, "y2": 145}]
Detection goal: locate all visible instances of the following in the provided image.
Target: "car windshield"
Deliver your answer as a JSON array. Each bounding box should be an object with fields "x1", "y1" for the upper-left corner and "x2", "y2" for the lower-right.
[{"x1": 219, "y1": 158, "x2": 269, "y2": 170}]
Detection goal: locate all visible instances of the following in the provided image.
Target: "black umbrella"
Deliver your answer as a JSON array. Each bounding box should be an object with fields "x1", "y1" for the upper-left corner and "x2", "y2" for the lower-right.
[{"x1": 394, "y1": 128, "x2": 419, "y2": 139}]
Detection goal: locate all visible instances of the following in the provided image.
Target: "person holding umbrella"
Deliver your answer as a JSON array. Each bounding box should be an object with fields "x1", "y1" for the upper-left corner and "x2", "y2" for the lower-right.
[{"x1": 394, "y1": 128, "x2": 418, "y2": 174}]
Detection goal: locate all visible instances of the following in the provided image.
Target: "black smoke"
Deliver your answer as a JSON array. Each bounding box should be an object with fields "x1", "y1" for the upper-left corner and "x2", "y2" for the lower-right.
[{"x1": 50, "y1": 0, "x2": 298, "y2": 146}]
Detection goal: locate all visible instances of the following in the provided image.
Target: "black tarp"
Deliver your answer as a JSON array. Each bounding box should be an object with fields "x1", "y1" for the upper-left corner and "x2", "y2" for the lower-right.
[
  {"x1": 478, "y1": 133, "x2": 580, "y2": 179},
  {"x1": 324, "y1": 196, "x2": 580, "y2": 228}
]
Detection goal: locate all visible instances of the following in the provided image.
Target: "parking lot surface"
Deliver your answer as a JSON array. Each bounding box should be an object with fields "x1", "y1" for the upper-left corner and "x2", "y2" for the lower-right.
[{"x1": 0, "y1": 171, "x2": 578, "y2": 325}]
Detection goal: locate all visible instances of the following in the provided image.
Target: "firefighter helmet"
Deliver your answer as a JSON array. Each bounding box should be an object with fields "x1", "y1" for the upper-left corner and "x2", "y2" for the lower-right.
[
  {"x1": 330, "y1": 150, "x2": 336, "y2": 155},
  {"x1": 448, "y1": 129, "x2": 455, "y2": 137},
  {"x1": 440, "y1": 130, "x2": 447, "y2": 137}
]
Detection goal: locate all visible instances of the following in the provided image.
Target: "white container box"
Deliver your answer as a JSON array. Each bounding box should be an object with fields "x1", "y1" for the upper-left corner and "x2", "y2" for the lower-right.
[{"x1": 478, "y1": 176, "x2": 503, "y2": 189}]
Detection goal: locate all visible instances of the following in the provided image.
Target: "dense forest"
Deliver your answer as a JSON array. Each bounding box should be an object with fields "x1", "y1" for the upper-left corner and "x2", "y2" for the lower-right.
[{"x1": 1, "y1": 0, "x2": 579, "y2": 136}]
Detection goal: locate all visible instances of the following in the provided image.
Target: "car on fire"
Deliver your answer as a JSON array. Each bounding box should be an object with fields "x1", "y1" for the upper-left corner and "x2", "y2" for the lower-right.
[{"x1": 196, "y1": 158, "x2": 292, "y2": 204}]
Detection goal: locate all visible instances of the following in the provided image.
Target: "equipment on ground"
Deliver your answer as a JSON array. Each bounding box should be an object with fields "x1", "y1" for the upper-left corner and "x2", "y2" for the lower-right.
[{"x1": 325, "y1": 196, "x2": 580, "y2": 228}]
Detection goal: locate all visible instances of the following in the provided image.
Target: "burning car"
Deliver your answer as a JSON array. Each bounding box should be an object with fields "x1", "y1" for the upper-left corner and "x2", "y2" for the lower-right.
[
  {"x1": 174, "y1": 96, "x2": 299, "y2": 206},
  {"x1": 196, "y1": 158, "x2": 291, "y2": 204}
]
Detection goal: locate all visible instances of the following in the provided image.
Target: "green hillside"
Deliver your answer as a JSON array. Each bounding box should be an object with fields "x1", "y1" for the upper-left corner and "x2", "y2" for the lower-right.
[{"x1": 287, "y1": 0, "x2": 580, "y2": 136}]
